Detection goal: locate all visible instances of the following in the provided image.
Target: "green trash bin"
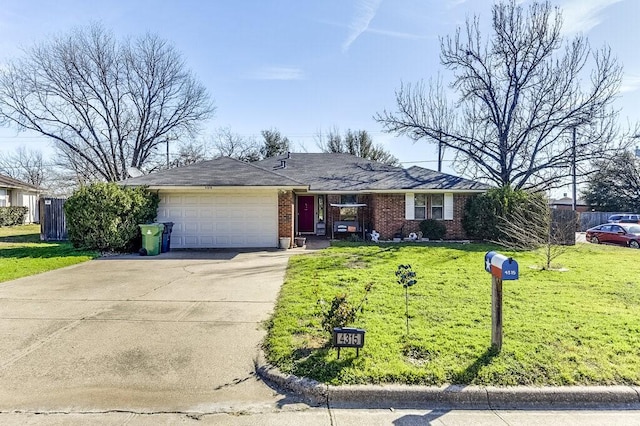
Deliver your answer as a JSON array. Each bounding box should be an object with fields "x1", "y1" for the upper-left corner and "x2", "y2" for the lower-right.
[{"x1": 139, "y1": 223, "x2": 164, "y2": 256}]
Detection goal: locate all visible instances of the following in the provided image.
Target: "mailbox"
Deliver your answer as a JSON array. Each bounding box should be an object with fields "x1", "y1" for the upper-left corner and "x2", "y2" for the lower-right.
[{"x1": 484, "y1": 251, "x2": 519, "y2": 280}]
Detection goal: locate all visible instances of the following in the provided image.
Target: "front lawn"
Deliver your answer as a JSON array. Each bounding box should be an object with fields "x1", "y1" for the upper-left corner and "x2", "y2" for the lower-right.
[
  {"x1": 0, "y1": 224, "x2": 98, "y2": 283},
  {"x1": 265, "y1": 242, "x2": 640, "y2": 386}
]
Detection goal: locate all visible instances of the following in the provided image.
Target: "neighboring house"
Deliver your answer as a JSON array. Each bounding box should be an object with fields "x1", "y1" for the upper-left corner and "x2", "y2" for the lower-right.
[
  {"x1": 0, "y1": 173, "x2": 40, "y2": 223},
  {"x1": 550, "y1": 194, "x2": 591, "y2": 213},
  {"x1": 122, "y1": 153, "x2": 491, "y2": 248}
]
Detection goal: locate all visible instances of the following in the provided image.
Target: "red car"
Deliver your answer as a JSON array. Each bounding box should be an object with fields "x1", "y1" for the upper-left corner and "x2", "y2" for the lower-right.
[{"x1": 586, "y1": 223, "x2": 640, "y2": 249}]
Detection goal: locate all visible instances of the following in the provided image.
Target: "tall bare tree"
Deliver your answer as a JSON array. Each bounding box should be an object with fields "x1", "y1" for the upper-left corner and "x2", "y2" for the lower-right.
[
  {"x1": 0, "y1": 147, "x2": 46, "y2": 187},
  {"x1": 210, "y1": 127, "x2": 260, "y2": 162},
  {"x1": 0, "y1": 24, "x2": 214, "y2": 182},
  {"x1": 316, "y1": 128, "x2": 399, "y2": 165},
  {"x1": 375, "y1": 0, "x2": 621, "y2": 189}
]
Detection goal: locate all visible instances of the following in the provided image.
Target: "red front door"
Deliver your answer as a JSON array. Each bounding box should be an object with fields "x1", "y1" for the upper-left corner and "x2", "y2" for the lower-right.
[{"x1": 297, "y1": 195, "x2": 315, "y2": 233}]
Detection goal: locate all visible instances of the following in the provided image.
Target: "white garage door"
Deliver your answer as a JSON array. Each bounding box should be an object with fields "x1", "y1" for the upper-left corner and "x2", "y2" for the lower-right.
[{"x1": 157, "y1": 190, "x2": 278, "y2": 248}]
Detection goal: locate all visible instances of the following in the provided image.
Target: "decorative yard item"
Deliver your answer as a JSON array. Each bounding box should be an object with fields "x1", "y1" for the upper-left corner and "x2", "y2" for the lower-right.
[
  {"x1": 396, "y1": 264, "x2": 418, "y2": 336},
  {"x1": 321, "y1": 282, "x2": 374, "y2": 334},
  {"x1": 484, "y1": 251, "x2": 519, "y2": 352}
]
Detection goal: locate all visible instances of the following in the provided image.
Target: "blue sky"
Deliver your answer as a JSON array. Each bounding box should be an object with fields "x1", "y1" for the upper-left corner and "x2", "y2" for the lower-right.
[{"x1": 1, "y1": 0, "x2": 639, "y2": 195}]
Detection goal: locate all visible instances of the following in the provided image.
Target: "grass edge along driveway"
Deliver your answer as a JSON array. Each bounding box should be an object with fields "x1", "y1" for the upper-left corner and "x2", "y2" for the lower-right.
[
  {"x1": 265, "y1": 242, "x2": 640, "y2": 387},
  {"x1": 0, "y1": 224, "x2": 98, "y2": 283}
]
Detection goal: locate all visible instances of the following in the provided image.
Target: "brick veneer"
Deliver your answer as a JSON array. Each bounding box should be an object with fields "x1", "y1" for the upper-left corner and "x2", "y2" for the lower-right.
[
  {"x1": 278, "y1": 190, "x2": 294, "y2": 247},
  {"x1": 370, "y1": 193, "x2": 474, "y2": 240},
  {"x1": 279, "y1": 192, "x2": 476, "y2": 242}
]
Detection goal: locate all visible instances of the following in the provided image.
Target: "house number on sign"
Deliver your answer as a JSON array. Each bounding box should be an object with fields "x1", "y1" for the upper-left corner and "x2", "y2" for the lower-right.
[
  {"x1": 336, "y1": 332, "x2": 362, "y2": 346},
  {"x1": 332, "y1": 327, "x2": 365, "y2": 359}
]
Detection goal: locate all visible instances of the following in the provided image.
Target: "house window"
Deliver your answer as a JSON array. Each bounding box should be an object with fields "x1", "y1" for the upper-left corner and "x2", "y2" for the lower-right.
[
  {"x1": 414, "y1": 194, "x2": 427, "y2": 219},
  {"x1": 339, "y1": 194, "x2": 357, "y2": 221},
  {"x1": 431, "y1": 194, "x2": 444, "y2": 220},
  {"x1": 341, "y1": 194, "x2": 357, "y2": 204},
  {"x1": 0, "y1": 189, "x2": 6, "y2": 207}
]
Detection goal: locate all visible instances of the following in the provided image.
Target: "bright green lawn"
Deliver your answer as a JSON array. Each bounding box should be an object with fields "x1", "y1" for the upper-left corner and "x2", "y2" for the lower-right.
[
  {"x1": 265, "y1": 242, "x2": 640, "y2": 386},
  {"x1": 0, "y1": 224, "x2": 98, "y2": 283}
]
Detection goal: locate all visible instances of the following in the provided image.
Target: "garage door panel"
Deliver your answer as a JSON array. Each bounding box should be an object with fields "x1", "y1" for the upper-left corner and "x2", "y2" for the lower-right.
[
  {"x1": 183, "y1": 223, "x2": 198, "y2": 232},
  {"x1": 157, "y1": 190, "x2": 278, "y2": 248}
]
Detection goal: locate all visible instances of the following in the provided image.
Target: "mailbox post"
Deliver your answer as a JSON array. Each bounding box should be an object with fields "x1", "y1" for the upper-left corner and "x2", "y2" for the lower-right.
[{"x1": 484, "y1": 251, "x2": 519, "y2": 352}]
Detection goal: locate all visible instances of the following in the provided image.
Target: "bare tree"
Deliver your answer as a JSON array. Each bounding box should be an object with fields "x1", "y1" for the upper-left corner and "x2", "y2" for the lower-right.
[
  {"x1": 168, "y1": 141, "x2": 208, "y2": 168},
  {"x1": 210, "y1": 127, "x2": 260, "y2": 162},
  {"x1": 375, "y1": 0, "x2": 621, "y2": 190},
  {"x1": 497, "y1": 193, "x2": 575, "y2": 270},
  {"x1": 0, "y1": 24, "x2": 214, "y2": 182},
  {"x1": 316, "y1": 128, "x2": 399, "y2": 165},
  {"x1": 0, "y1": 147, "x2": 46, "y2": 187}
]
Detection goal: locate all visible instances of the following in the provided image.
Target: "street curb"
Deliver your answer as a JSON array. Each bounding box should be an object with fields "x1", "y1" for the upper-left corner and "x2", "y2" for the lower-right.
[{"x1": 255, "y1": 351, "x2": 640, "y2": 409}]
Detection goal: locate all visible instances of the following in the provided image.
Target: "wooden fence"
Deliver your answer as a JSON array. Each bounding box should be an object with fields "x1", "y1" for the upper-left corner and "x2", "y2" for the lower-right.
[
  {"x1": 39, "y1": 198, "x2": 67, "y2": 241},
  {"x1": 578, "y1": 211, "x2": 629, "y2": 231}
]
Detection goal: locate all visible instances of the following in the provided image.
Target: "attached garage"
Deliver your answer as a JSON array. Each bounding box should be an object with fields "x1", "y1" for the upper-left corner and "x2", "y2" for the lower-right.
[{"x1": 157, "y1": 190, "x2": 279, "y2": 248}]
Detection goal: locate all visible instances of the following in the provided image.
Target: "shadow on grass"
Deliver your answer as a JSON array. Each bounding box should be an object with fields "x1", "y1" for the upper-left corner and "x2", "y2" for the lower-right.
[
  {"x1": 0, "y1": 243, "x2": 96, "y2": 259},
  {"x1": 290, "y1": 347, "x2": 357, "y2": 383},
  {"x1": 0, "y1": 233, "x2": 42, "y2": 243},
  {"x1": 450, "y1": 346, "x2": 500, "y2": 384}
]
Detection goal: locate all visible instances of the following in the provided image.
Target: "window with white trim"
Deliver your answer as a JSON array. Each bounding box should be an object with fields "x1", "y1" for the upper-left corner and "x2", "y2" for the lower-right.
[
  {"x1": 431, "y1": 194, "x2": 444, "y2": 220},
  {"x1": 414, "y1": 194, "x2": 427, "y2": 219},
  {"x1": 0, "y1": 189, "x2": 6, "y2": 207}
]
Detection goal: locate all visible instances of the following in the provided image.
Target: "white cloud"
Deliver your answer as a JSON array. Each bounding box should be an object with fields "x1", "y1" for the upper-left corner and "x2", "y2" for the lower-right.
[
  {"x1": 446, "y1": 0, "x2": 468, "y2": 8},
  {"x1": 244, "y1": 67, "x2": 305, "y2": 81},
  {"x1": 366, "y1": 27, "x2": 429, "y2": 40},
  {"x1": 560, "y1": 0, "x2": 623, "y2": 35},
  {"x1": 620, "y1": 74, "x2": 640, "y2": 94},
  {"x1": 342, "y1": 0, "x2": 383, "y2": 52}
]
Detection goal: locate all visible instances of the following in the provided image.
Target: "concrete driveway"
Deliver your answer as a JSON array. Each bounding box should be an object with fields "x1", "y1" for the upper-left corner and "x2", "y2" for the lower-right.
[{"x1": 0, "y1": 249, "x2": 305, "y2": 413}]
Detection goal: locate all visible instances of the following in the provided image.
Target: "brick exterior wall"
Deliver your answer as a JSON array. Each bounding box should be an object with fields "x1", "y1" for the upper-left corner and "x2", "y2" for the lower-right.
[
  {"x1": 282, "y1": 191, "x2": 477, "y2": 242},
  {"x1": 370, "y1": 193, "x2": 475, "y2": 240},
  {"x1": 278, "y1": 191, "x2": 294, "y2": 247}
]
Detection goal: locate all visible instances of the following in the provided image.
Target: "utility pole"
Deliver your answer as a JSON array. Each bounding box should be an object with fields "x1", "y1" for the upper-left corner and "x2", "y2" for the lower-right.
[
  {"x1": 572, "y1": 127, "x2": 577, "y2": 211},
  {"x1": 437, "y1": 130, "x2": 443, "y2": 172},
  {"x1": 166, "y1": 139, "x2": 170, "y2": 169}
]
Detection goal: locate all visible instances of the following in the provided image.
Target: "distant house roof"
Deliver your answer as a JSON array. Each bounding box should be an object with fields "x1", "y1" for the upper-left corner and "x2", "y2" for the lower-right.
[
  {"x1": 120, "y1": 156, "x2": 305, "y2": 188},
  {"x1": 0, "y1": 173, "x2": 39, "y2": 191},
  {"x1": 252, "y1": 153, "x2": 492, "y2": 192},
  {"x1": 121, "y1": 152, "x2": 492, "y2": 192},
  {"x1": 550, "y1": 196, "x2": 588, "y2": 207}
]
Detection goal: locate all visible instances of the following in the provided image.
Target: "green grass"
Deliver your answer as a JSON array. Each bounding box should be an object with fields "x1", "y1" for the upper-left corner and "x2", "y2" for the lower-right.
[
  {"x1": 0, "y1": 224, "x2": 98, "y2": 283},
  {"x1": 265, "y1": 242, "x2": 640, "y2": 386}
]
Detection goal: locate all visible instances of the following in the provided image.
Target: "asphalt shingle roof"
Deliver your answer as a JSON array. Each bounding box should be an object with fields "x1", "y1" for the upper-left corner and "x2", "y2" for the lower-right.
[
  {"x1": 0, "y1": 173, "x2": 39, "y2": 191},
  {"x1": 253, "y1": 153, "x2": 492, "y2": 191},
  {"x1": 120, "y1": 156, "x2": 304, "y2": 187},
  {"x1": 121, "y1": 153, "x2": 491, "y2": 191}
]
